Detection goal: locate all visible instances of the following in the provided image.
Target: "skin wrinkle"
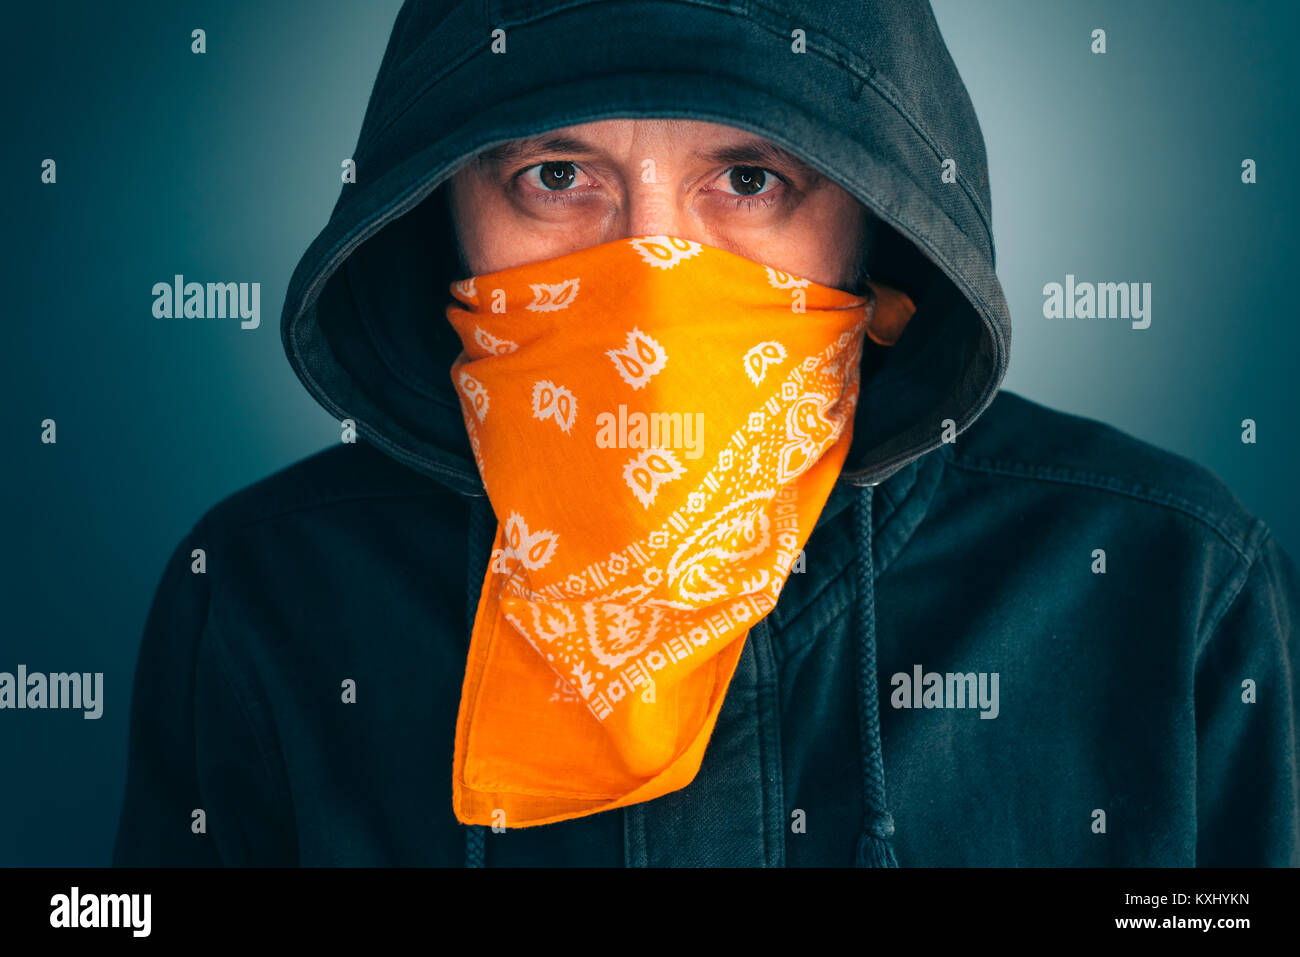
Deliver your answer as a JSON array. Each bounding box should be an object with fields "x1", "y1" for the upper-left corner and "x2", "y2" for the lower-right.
[{"x1": 446, "y1": 119, "x2": 874, "y2": 293}]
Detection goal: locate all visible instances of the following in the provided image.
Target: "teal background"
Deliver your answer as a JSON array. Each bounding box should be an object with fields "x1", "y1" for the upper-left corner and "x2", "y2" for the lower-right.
[{"x1": 1, "y1": 0, "x2": 1296, "y2": 865}]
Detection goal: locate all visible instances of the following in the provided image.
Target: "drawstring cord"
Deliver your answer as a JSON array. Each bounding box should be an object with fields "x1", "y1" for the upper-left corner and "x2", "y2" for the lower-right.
[
  {"x1": 854, "y1": 483, "x2": 899, "y2": 867},
  {"x1": 464, "y1": 493, "x2": 493, "y2": 868}
]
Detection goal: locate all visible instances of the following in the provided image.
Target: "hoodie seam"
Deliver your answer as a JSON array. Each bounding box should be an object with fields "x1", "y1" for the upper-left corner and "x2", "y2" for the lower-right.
[
  {"x1": 944, "y1": 454, "x2": 1257, "y2": 560},
  {"x1": 781, "y1": 588, "x2": 859, "y2": 669},
  {"x1": 751, "y1": 617, "x2": 785, "y2": 866},
  {"x1": 360, "y1": 45, "x2": 481, "y2": 153},
  {"x1": 747, "y1": 0, "x2": 993, "y2": 241},
  {"x1": 773, "y1": 460, "x2": 926, "y2": 645},
  {"x1": 368, "y1": 1, "x2": 745, "y2": 149},
  {"x1": 352, "y1": 0, "x2": 417, "y2": 152},
  {"x1": 193, "y1": 539, "x2": 285, "y2": 790},
  {"x1": 1194, "y1": 520, "x2": 1271, "y2": 661},
  {"x1": 195, "y1": 603, "x2": 296, "y2": 852},
  {"x1": 204, "y1": 489, "x2": 459, "y2": 539},
  {"x1": 791, "y1": 552, "x2": 857, "y2": 622},
  {"x1": 917, "y1": 0, "x2": 994, "y2": 232}
]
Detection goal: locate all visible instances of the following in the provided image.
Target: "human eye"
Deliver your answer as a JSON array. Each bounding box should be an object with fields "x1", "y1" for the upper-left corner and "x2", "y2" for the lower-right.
[
  {"x1": 709, "y1": 165, "x2": 787, "y2": 209},
  {"x1": 514, "y1": 160, "x2": 598, "y2": 204}
]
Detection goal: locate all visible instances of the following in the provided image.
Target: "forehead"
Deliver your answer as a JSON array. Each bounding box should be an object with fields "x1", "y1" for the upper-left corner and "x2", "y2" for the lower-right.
[{"x1": 473, "y1": 119, "x2": 817, "y2": 173}]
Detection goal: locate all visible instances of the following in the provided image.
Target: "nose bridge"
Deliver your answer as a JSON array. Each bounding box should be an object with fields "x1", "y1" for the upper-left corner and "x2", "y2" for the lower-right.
[{"x1": 624, "y1": 157, "x2": 684, "y2": 238}]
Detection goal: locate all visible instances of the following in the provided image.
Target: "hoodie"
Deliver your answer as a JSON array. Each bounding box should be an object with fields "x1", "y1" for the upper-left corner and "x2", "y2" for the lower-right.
[{"x1": 113, "y1": 0, "x2": 1300, "y2": 867}]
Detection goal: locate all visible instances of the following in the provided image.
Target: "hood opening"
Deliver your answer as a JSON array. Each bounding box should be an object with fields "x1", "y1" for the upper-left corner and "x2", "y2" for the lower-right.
[
  {"x1": 283, "y1": 0, "x2": 1011, "y2": 496},
  {"x1": 309, "y1": 170, "x2": 994, "y2": 490}
]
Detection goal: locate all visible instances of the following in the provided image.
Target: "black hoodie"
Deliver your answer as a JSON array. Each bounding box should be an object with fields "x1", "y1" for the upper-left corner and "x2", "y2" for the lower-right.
[{"x1": 113, "y1": 0, "x2": 1300, "y2": 866}]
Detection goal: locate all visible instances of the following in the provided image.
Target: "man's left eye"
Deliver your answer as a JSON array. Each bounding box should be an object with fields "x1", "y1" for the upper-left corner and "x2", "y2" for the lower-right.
[{"x1": 717, "y1": 166, "x2": 782, "y2": 197}]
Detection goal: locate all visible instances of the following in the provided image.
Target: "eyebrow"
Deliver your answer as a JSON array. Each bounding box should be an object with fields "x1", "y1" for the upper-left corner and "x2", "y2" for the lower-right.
[
  {"x1": 474, "y1": 133, "x2": 599, "y2": 168},
  {"x1": 693, "y1": 138, "x2": 816, "y2": 174},
  {"x1": 473, "y1": 132, "x2": 822, "y2": 180}
]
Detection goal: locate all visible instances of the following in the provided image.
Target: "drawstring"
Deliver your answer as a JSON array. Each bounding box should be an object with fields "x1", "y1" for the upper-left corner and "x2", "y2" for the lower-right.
[
  {"x1": 463, "y1": 492, "x2": 493, "y2": 868},
  {"x1": 854, "y1": 484, "x2": 899, "y2": 867}
]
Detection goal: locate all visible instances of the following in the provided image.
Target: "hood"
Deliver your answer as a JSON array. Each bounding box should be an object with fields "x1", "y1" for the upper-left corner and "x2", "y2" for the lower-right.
[{"x1": 280, "y1": 0, "x2": 1011, "y2": 496}]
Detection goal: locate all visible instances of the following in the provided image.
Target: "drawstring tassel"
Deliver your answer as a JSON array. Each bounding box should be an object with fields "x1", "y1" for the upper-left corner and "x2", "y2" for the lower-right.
[{"x1": 856, "y1": 816, "x2": 898, "y2": 868}]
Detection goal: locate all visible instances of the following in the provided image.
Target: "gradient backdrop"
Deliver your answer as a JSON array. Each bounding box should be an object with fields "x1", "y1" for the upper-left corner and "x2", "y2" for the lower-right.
[{"x1": 2, "y1": 0, "x2": 1297, "y2": 865}]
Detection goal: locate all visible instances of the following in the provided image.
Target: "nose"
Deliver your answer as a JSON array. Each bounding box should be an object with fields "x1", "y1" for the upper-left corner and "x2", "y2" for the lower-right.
[{"x1": 623, "y1": 175, "x2": 692, "y2": 241}]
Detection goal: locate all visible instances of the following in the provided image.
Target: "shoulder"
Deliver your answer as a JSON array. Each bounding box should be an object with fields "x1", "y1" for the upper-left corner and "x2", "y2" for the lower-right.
[
  {"x1": 177, "y1": 440, "x2": 476, "y2": 611},
  {"x1": 947, "y1": 389, "x2": 1266, "y2": 559},
  {"x1": 173, "y1": 441, "x2": 479, "y2": 661},
  {"x1": 193, "y1": 440, "x2": 463, "y2": 542}
]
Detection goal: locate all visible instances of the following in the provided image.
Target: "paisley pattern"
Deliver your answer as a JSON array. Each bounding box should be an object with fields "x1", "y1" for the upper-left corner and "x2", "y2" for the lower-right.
[
  {"x1": 443, "y1": 233, "x2": 916, "y2": 828},
  {"x1": 448, "y1": 234, "x2": 881, "y2": 723}
]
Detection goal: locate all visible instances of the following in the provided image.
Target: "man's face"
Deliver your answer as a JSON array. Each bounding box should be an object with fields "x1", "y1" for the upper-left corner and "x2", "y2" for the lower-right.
[{"x1": 446, "y1": 119, "x2": 870, "y2": 291}]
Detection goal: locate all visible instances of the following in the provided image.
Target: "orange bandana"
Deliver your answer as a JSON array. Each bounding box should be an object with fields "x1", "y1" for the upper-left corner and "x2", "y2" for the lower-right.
[{"x1": 444, "y1": 235, "x2": 916, "y2": 828}]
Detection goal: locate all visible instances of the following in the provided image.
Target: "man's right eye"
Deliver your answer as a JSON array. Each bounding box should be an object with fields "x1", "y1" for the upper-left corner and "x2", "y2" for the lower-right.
[{"x1": 522, "y1": 161, "x2": 579, "y2": 191}]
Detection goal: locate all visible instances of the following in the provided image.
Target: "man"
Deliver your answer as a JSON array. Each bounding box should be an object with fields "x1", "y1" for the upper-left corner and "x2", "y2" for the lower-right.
[{"x1": 113, "y1": 0, "x2": 1299, "y2": 866}]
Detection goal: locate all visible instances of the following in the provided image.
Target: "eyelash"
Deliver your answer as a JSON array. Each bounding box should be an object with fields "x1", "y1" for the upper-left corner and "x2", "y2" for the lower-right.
[{"x1": 514, "y1": 163, "x2": 786, "y2": 209}]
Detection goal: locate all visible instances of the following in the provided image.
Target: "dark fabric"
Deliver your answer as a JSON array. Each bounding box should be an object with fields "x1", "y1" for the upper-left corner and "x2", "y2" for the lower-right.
[
  {"x1": 463, "y1": 493, "x2": 493, "y2": 867},
  {"x1": 112, "y1": 0, "x2": 1300, "y2": 867},
  {"x1": 852, "y1": 485, "x2": 899, "y2": 868}
]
